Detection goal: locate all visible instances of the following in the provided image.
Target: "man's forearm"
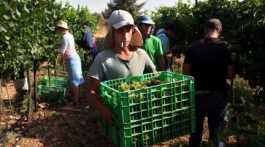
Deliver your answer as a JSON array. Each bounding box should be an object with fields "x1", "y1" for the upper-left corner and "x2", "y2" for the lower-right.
[
  {"x1": 183, "y1": 64, "x2": 191, "y2": 75},
  {"x1": 87, "y1": 89, "x2": 105, "y2": 110},
  {"x1": 84, "y1": 76, "x2": 104, "y2": 110}
]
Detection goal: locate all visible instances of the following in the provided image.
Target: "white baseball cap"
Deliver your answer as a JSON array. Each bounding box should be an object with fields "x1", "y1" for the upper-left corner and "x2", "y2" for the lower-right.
[
  {"x1": 108, "y1": 10, "x2": 135, "y2": 29},
  {"x1": 104, "y1": 10, "x2": 143, "y2": 48}
]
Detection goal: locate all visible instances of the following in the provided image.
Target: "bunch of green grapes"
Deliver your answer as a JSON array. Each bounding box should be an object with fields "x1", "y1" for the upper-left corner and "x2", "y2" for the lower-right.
[
  {"x1": 118, "y1": 83, "x2": 130, "y2": 91},
  {"x1": 117, "y1": 78, "x2": 164, "y2": 92},
  {"x1": 130, "y1": 81, "x2": 145, "y2": 90},
  {"x1": 118, "y1": 81, "x2": 146, "y2": 91}
]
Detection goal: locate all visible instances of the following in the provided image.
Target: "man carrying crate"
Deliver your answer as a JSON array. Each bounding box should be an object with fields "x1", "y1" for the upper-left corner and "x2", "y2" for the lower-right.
[{"x1": 85, "y1": 10, "x2": 156, "y2": 124}]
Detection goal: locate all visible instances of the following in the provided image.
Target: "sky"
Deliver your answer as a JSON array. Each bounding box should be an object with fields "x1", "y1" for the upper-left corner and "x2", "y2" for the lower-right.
[{"x1": 61, "y1": 0, "x2": 191, "y2": 13}]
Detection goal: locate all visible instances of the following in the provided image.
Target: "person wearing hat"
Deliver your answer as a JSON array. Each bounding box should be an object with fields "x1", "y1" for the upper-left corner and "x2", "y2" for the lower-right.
[
  {"x1": 183, "y1": 18, "x2": 234, "y2": 147},
  {"x1": 136, "y1": 15, "x2": 166, "y2": 71},
  {"x1": 55, "y1": 20, "x2": 84, "y2": 104},
  {"x1": 85, "y1": 10, "x2": 156, "y2": 124}
]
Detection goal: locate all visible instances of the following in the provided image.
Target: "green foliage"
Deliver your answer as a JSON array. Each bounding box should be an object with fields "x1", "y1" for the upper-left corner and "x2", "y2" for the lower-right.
[
  {"x1": 0, "y1": 0, "x2": 60, "y2": 79},
  {"x1": 152, "y1": 0, "x2": 265, "y2": 86},
  {"x1": 219, "y1": 75, "x2": 265, "y2": 144},
  {"x1": 0, "y1": 0, "x2": 98, "y2": 113},
  {"x1": 59, "y1": 5, "x2": 99, "y2": 43},
  {"x1": 0, "y1": 0, "x2": 98, "y2": 79},
  {"x1": 152, "y1": 3, "x2": 196, "y2": 45},
  {"x1": 102, "y1": 0, "x2": 145, "y2": 19}
]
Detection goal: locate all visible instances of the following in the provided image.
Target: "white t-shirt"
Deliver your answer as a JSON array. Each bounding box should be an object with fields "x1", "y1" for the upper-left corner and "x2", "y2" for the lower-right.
[{"x1": 59, "y1": 32, "x2": 76, "y2": 57}]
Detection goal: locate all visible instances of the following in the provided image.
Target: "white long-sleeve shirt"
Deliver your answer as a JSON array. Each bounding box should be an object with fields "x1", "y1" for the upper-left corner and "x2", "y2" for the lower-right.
[{"x1": 59, "y1": 32, "x2": 76, "y2": 57}]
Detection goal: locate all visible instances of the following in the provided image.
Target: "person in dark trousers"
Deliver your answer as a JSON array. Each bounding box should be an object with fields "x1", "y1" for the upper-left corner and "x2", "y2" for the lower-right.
[{"x1": 183, "y1": 18, "x2": 234, "y2": 147}]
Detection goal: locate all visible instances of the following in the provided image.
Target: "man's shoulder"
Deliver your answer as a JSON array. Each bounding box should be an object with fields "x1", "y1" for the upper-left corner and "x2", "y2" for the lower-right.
[
  {"x1": 150, "y1": 35, "x2": 161, "y2": 42},
  {"x1": 216, "y1": 39, "x2": 230, "y2": 48},
  {"x1": 62, "y1": 33, "x2": 75, "y2": 43},
  {"x1": 191, "y1": 38, "x2": 229, "y2": 46},
  {"x1": 206, "y1": 39, "x2": 231, "y2": 51},
  {"x1": 155, "y1": 29, "x2": 166, "y2": 35},
  {"x1": 135, "y1": 48, "x2": 150, "y2": 57},
  {"x1": 148, "y1": 35, "x2": 162, "y2": 48},
  {"x1": 157, "y1": 33, "x2": 168, "y2": 40},
  {"x1": 98, "y1": 49, "x2": 113, "y2": 55},
  {"x1": 63, "y1": 33, "x2": 72, "y2": 39},
  {"x1": 135, "y1": 48, "x2": 146, "y2": 54},
  {"x1": 94, "y1": 49, "x2": 114, "y2": 61}
]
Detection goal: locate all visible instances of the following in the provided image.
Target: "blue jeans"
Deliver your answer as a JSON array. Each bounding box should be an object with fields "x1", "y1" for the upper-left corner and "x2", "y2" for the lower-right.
[
  {"x1": 65, "y1": 53, "x2": 84, "y2": 87},
  {"x1": 189, "y1": 91, "x2": 228, "y2": 147}
]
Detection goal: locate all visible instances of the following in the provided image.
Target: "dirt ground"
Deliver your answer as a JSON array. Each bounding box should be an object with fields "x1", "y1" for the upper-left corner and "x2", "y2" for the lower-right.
[
  {"x1": 0, "y1": 96, "x2": 212, "y2": 147},
  {"x1": 1, "y1": 98, "x2": 111, "y2": 147}
]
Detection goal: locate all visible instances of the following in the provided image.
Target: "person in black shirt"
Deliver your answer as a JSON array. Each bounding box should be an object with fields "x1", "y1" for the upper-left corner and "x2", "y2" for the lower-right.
[{"x1": 183, "y1": 18, "x2": 234, "y2": 147}]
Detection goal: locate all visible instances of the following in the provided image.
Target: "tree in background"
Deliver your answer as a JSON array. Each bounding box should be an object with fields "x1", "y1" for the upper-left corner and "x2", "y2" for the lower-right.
[
  {"x1": 0, "y1": 0, "x2": 99, "y2": 116},
  {"x1": 152, "y1": 0, "x2": 265, "y2": 88},
  {"x1": 102, "y1": 0, "x2": 145, "y2": 19}
]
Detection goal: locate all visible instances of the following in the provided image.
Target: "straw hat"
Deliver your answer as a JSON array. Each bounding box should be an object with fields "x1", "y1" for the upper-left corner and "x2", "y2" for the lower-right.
[
  {"x1": 104, "y1": 10, "x2": 143, "y2": 48},
  {"x1": 56, "y1": 20, "x2": 69, "y2": 30}
]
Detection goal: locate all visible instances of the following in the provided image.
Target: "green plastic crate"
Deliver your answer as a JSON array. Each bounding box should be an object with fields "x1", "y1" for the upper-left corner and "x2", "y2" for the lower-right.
[
  {"x1": 37, "y1": 76, "x2": 67, "y2": 103},
  {"x1": 38, "y1": 76, "x2": 67, "y2": 86},
  {"x1": 100, "y1": 71, "x2": 195, "y2": 147}
]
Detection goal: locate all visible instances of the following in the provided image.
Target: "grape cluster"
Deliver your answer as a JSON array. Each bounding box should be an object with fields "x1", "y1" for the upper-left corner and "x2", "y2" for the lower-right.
[{"x1": 117, "y1": 79, "x2": 162, "y2": 92}]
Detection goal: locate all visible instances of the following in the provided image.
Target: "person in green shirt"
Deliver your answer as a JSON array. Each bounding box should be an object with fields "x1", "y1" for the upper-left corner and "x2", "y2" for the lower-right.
[{"x1": 137, "y1": 15, "x2": 166, "y2": 71}]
